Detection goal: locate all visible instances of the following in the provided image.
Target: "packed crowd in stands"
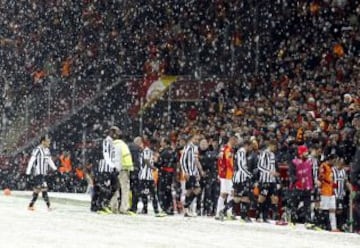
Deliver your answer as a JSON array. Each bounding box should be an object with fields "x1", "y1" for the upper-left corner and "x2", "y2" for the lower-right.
[{"x1": 0, "y1": 1, "x2": 358, "y2": 133}]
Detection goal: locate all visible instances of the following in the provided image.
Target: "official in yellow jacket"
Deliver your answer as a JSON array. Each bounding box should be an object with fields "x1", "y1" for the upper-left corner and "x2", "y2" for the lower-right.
[{"x1": 113, "y1": 139, "x2": 134, "y2": 214}]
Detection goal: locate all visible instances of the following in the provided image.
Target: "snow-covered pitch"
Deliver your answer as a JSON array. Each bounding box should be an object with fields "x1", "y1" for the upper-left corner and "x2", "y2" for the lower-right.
[{"x1": 0, "y1": 191, "x2": 359, "y2": 248}]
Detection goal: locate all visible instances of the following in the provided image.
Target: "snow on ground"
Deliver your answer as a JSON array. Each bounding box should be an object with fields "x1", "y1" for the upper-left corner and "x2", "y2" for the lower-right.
[{"x1": 0, "y1": 191, "x2": 359, "y2": 248}]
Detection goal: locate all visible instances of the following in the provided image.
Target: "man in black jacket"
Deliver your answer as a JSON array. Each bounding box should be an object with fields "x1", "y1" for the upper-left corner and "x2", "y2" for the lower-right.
[
  {"x1": 157, "y1": 137, "x2": 177, "y2": 215},
  {"x1": 198, "y1": 138, "x2": 219, "y2": 216},
  {"x1": 128, "y1": 136, "x2": 144, "y2": 213}
]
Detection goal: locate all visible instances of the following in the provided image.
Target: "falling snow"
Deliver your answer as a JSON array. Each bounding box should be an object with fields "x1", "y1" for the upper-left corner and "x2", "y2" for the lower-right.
[
  {"x1": 0, "y1": 192, "x2": 359, "y2": 248},
  {"x1": 0, "y1": 0, "x2": 360, "y2": 245}
]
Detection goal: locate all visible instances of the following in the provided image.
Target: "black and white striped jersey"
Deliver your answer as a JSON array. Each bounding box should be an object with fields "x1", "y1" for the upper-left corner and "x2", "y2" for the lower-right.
[
  {"x1": 138, "y1": 147, "x2": 154, "y2": 181},
  {"x1": 309, "y1": 155, "x2": 319, "y2": 183},
  {"x1": 26, "y1": 145, "x2": 57, "y2": 176},
  {"x1": 257, "y1": 149, "x2": 277, "y2": 183},
  {"x1": 103, "y1": 136, "x2": 115, "y2": 169},
  {"x1": 98, "y1": 159, "x2": 113, "y2": 173},
  {"x1": 180, "y1": 142, "x2": 199, "y2": 176},
  {"x1": 233, "y1": 147, "x2": 252, "y2": 183},
  {"x1": 332, "y1": 167, "x2": 347, "y2": 199}
]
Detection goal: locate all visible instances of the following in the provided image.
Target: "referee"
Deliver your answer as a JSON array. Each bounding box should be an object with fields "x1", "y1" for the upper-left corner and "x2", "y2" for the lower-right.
[{"x1": 25, "y1": 135, "x2": 57, "y2": 211}]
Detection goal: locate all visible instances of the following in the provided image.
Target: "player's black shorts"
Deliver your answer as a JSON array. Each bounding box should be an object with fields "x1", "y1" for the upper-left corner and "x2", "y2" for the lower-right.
[
  {"x1": 233, "y1": 180, "x2": 251, "y2": 197},
  {"x1": 185, "y1": 176, "x2": 200, "y2": 190},
  {"x1": 336, "y1": 198, "x2": 345, "y2": 210},
  {"x1": 95, "y1": 172, "x2": 112, "y2": 187},
  {"x1": 140, "y1": 180, "x2": 156, "y2": 195},
  {"x1": 259, "y1": 182, "x2": 278, "y2": 196},
  {"x1": 311, "y1": 187, "x2": 321, "y2": 202},
  {"x1": 32, "y1": 175, "x2": 48, "y2": 189}
]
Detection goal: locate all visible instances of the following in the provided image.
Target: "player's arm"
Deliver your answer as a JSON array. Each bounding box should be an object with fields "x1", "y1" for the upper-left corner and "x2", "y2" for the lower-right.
[
  {"x1": 345, "y1": 173, "x2": 353, "y2": 193},
  {"x1": 26, "y1": 156, "x2": 36, "y2": 175},
  {"x1": 346, "y1": 180, "x2": 353, "y2": 192},
  {"x1": 311, "y1": 159, "x2": 321, "y2": 187},
  {"x1": 241, "y1": 151, "x2": 251, "y2": 177},
  {"x1": 257, "y1": 153, "x2": 270, "y2": 172},
  {"x1": 289, "y1": 159, "x2": 297, "y2": 185},
  {"x1": 195, "y1": 158, "x2": 205, "y2": 177},
  {"x1": 225, "y1": 148, "x2": 233, "y2": 168},
  {"x1": 253, "y1": 154, "x2": 260, "y2": 187},
  {"x1": 179, "y1": 150, "x2": 186, "y2": 174},
  {"x1": 26, "y1": 149, "x2": 38, "y2": 175},
  {"x1": 179, "y1": 150, "x2": 188, "y2": 175},
  {"x1": 48, "y1": 156, "x2": 57, "y2": 171},
  {"x1": 152, "y1": 152, "x2": 161, "y2": 169},
  {"x1": 148, "y1": 161, "x2": 158, "y2": 171},
  {"x1": 233, "y1": 151, "x2": 240, "y2": 173},
  {"x1": 156, "y1": 151, "x2": 164, "y2": 169},
  {"x1": 144, "y1": 156, "x2": 152, "y2": 167},
  {"x1": 249, "y1": 154, "x2": 259, "y2": 183},
  {"x1": 271, "y1": 159, "x2": 280, "y2": 177},
  {"x1": 318, "y1": 163, "x2": 325, "y2": 186},
  {"x1": 194, "y1": 147, "x2": 205, "y2": 176},
  {"x1": 217, "y1": 147, "x2": 224, "y2": 159},
  {"x1": 144, "y1": 150, "x2": 157, "y2": 170}
]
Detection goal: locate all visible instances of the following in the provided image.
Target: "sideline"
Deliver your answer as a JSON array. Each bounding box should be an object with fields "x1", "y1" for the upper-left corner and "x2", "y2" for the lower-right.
[{"x1": 7, "y1": 190, "x2": 91, "y2": 206}]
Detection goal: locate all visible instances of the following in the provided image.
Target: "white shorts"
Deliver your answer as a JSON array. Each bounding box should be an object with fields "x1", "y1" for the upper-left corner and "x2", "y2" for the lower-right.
[
  {"x1": 220, "y1": 178, "x2": 233, "y2": 194},
  {"x1": 181, "y1": 181, "x2": 186, "y2": 193},
  {"x1": 320, "y1": 195, "x2": 336, "y2": 210}
]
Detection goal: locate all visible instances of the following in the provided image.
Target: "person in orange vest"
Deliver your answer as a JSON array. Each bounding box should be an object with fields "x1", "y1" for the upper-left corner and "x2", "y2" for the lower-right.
[
  {"x1": 33, "y1": 69, "x2": 45, "y2": 84},
  {"x1": 61, "y1": 57, "x2": 72, "y2": 78},
  {"x1": 75, "y1": 167, "x2": 84, "y2": 181},
  {"x1": 58, "y1": 151, "x2": 72, "y2": 192},
  {"x1": 59, "y1": 151, "x2": 72, "y2": 174}
]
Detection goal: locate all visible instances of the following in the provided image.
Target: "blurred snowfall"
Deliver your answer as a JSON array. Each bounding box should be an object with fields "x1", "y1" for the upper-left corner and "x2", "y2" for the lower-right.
[{"x1": 0, "y1": 193, "x2": 359, "y2": 248}]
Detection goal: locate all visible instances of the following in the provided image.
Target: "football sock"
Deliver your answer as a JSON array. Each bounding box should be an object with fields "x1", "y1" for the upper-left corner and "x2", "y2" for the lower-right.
[
  {"x1": 29, "y1": 192, "x2": 39, "y2": 207},
  {"x1": 184, "y1": 194, "x2": 195, "y2": 209},
  {"x1": 271, "y1": 203, "x2": 279, "y2": 220},
  {"x1": 241, "y1": 202, "x2": 250, "y2": 219},
  {"x1": 216, "y1": 197, "x2": 225, "y2": 216},
  {"x1": 223, "y1": 200, "x2": 234, "y2": 214},
  {"x1": 42, "y1": 191, "x2": 50, "y2": 207},
  {"x1": 329, "y1": 212, "x2": 337, "y2": 231}
]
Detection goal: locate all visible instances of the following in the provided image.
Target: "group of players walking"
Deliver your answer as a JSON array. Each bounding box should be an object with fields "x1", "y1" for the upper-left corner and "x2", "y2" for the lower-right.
[
  {"x1": 88, "y1": 126, "x2": 177, "y2": 217},
  {"x1": 182, "y1": 133, "x2": 354, "y2": 232},
  {"x1": 25, "y1": 127, "x2": 356, "y2": 232}
]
